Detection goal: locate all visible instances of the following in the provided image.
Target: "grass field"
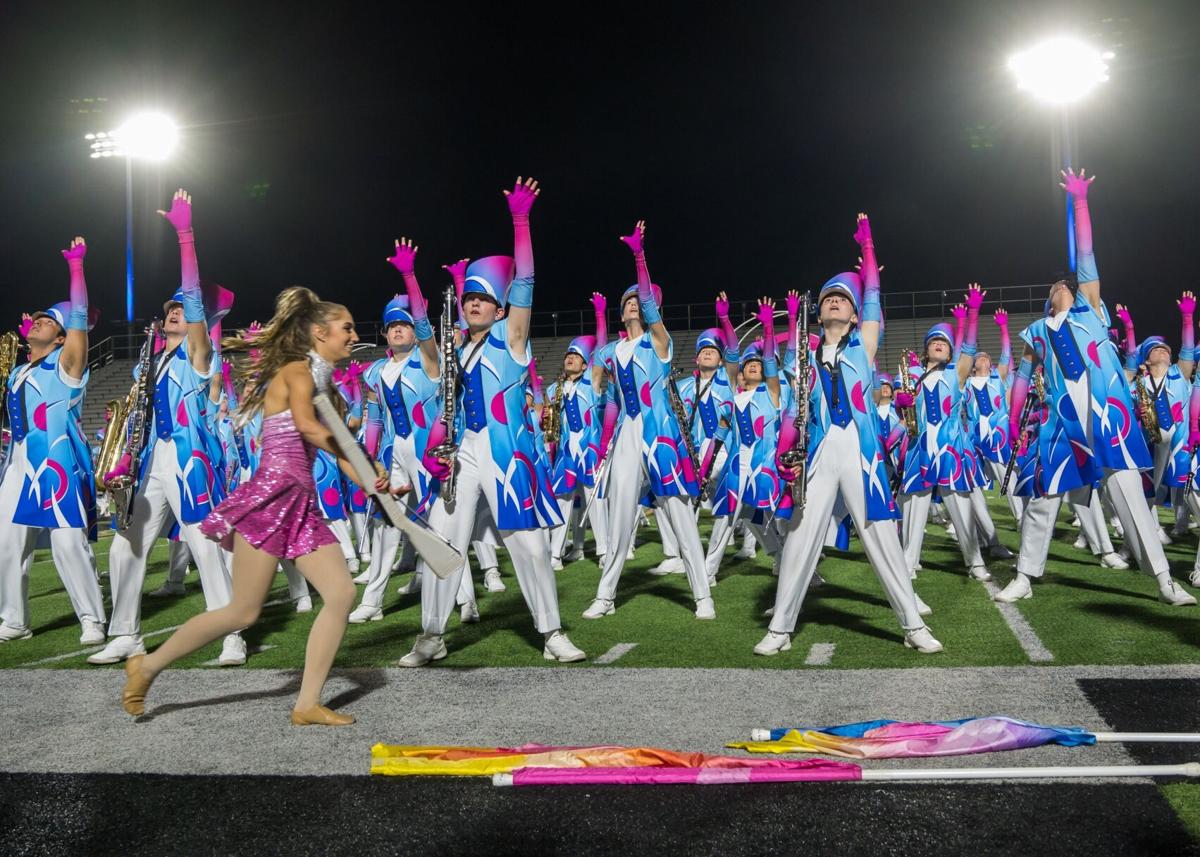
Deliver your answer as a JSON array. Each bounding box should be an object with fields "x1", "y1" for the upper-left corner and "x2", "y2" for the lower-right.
[{"x1": 4, "y1": 495, "x2": 1200, "y2": 836}]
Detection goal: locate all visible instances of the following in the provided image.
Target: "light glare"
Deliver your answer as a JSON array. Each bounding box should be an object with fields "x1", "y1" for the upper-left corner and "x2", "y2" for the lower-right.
[
  {"x1": 1008, "y1": 37, "x2": 1110, "y2": 105},
  {"x1": 113, "y1": 112, "x2": 178, "y2": 160}
]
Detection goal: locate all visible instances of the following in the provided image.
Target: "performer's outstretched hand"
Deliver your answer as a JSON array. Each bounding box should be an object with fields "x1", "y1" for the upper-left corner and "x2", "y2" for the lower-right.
[
  {"x1": 590, "y1": 291, "x2": 606, "y2": 315},
  {"x1": 715, "y1": 290, "x2": 731, "y2": 320},
  {"x1": 756, "y1": 297, "x2": 776, "y2": 326},
  {"x1": 993, "y1": 307, "x2": 1008, "y2": 327},
  {"x1": 388, "y1": 237, "x2": 418, "y2": 275},
  {"x1": 951, "y1": 303, "x2": 966, "y2": 322},
  {"x1": 965, "y1": 283, "x2": 986, "y2": 309},
  {"x1": 786, "y1": 290, "x2": 802, "y2": 318},
  {"x1": 1115, "y1": 304, "x2": 1133, "y2": 328},
  {"x1": 620, "y1": 220, "x2": 646, "y2": 256},
  {"x1": 853, "y1": 212, "x2": 872, "y2": 247},
  {"x1": 504, "y1": 176, "x2": 539, "y2": 217},
  {"x1": 1059, "y1": 167, "x2": 1095, "y2": 198},
  {"x1": 1179, "y1": 291, "x2": 1197, "y2": 316},
  {"x1": 61, "y1": 236, "x2": 87, "y2": 263},
  {"x1": 157, "y1": 188, "x2": 193, "y2": 233},
  {"x1": 442, "y1": 258, "x2": 470, "y2": 281}
]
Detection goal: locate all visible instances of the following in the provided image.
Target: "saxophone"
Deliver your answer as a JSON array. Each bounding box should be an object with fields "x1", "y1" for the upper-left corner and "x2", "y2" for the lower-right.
[
  {"x1": 777, "y1": 293, "x2": 812, "y2": 509},
  {"x1": 106, "y1": 321, "x2": 160, "y2": 529},
  {"x1": 897, "y1": 350, "x2": 919, "y2": 438},
  {"x1": 542, "y1": 371, "x2": 566, "y2": 449},
  {"x1": 1134, "y1": 364, "x2": 1160, "y2": 445},
  {"x1": 428, "y1": 283, "x2": 460, "y2": 503}
]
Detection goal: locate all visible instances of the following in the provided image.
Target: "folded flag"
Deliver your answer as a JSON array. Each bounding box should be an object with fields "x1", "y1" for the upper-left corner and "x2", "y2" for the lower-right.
[
  {"x1": 728, "y1": 716, "x2": 1096, "y2": 759},
  {"x1": 370, "y1": 742, "x2": 860, "y2": 781}
]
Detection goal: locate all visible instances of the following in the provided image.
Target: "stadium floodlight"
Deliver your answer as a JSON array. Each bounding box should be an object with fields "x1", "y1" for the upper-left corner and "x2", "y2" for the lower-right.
[
  {"x1": 112, "y1": 112, "x2": 178, "y2": 161},
  {"x1": 84, "y1": 111, "x2": 180, "y2": 323},
  {"x1": 1007, "y1": 36, "x2": 1112, "y2": 105}
]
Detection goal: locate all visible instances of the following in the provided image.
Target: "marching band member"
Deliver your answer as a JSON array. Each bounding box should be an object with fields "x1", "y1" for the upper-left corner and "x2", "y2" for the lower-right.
[
  {"x1": 350, "y1": 237, "x2": 441, "y2": 624},
  {"x1": 584, "y1": 220, "x2": 714, "y2": 620},
  {"x1": 399, "y1": 177, "x2": 585, "y2": 666},
  {"x1": 897, "y1": 285, "x2": 990, "y2": 582},
  {"x1": 0, "y1": 237, "x2": 105, "y2": 644},
  {"x1": 89, "y1": 190, "x2": 245, "y2": 666},
  {"x1": 994, "y1": 169, "x2": 1195, "y2": 606},
  {"x1": 758, "y1": 214, "x2": 940, "y2": 655}
]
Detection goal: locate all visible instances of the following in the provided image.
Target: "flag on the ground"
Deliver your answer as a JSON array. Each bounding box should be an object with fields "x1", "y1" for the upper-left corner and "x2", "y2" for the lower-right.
[
  {"x1": 370, "y1": 743, "x2": 859, "y2": 781},
  {"x1": 727, "y1": 716, "x2": 1096, "y2": 759}
]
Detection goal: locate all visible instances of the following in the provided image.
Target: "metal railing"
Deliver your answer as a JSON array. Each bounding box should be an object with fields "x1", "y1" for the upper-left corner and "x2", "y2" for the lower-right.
[{"x1": 84, "y1": 284, "x2": 1052, "y2": 366}]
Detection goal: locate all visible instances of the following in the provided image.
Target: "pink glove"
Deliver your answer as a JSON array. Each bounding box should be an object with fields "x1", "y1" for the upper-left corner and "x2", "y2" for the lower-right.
[
  {"x1": 157, "y1": 190, "x2": 193, "y2": 234},
  {"x1": 504, "y1": 176, "x2": 539, "y2": 219},
  {"x1": 104, "y1": 453, "x2": 133, "y2": 483},
  {"x1": 597, "y1": 400, "x2": 619, "y2": 465},
  {"x1": 1188, "y1": 428, "x2": 1200, "y2": 453},
  {"x1": 18, "y1": 315, "x2": 33, "y2": 338},
  {"x1": 786, "y1": 292, "x2": 802, "y2": 317},
  {"x1": 1179, "y1": 292, "x2": 1197, "y2": 317},
  {"x1": 894, "y1": 391, "x2": 915, "y2": 408},
  {"x1": 775, "y1": 415, "x2": 801, "y2": 482},
  {"x1": 965, "y1": 284, "x2": 986, "y2": 311},
  {"x1": 950, "y1": 303, "x2": 966, "y2": 323},
  {"x1": 61, "y1": 237, "x2": 87, "y2": 266},
  {"x1": 807, "y1": 332, "x2": 820, "y2": 352},
  {"x1": 715, "y1": 294, "x2": 730, "y2": 320},
  {"x1": 442, "y1": 258, "x2": 469, "y2": 285},
  {"x1": 853, "y1": 214, "x2": 873, "y2": 247},
  {"x1": 422, "y1": 421, "x2": 452, "y2": 481},
  {"x1": 1060, "y1": 168, "x2": 1094, "y2": 200},
  {"x1": 592, "y1": 291, "x2": 608, "y2": 348},
  {"x1": 1115, "y1": 305, "x2": 1133, "y2": 329},
  {"x1": 387, "y1": 239, "x2": 418, "y2": 276},
  {"x1": 620, "y1": 221, "x2": 646, "y2": 257}
]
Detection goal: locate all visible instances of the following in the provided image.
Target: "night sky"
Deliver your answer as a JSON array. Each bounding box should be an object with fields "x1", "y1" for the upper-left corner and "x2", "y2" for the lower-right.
[{"x1": 1, "y1": 0, "x2": 1198, "y2": 342}]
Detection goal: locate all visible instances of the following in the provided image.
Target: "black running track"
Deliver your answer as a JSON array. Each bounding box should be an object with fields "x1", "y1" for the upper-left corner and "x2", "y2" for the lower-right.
[{"x1": 2, "y1": 679, "x2": 1198, "y2": 856}]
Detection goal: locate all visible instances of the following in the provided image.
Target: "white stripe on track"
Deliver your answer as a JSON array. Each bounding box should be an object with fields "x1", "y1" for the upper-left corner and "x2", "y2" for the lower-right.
[
  {"x1": 983, "y1": 581, "x2": 1054, "y2": 662},
  {"x1": 595, "y1": 643, "x2": 637, "y2": 664},
  {"x1": 804, "y1": 643, "x2": 836, "y2": 665}
]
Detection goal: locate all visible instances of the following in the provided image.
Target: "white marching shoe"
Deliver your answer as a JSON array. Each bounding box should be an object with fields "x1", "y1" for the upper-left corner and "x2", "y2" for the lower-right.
[
  {"x1": 396, "y1": 573, "x2": 422, "y2": 595},
  {"x1": 994, "y1": 574, "x2": 1032, "y2": 603},
  {"x1": 968, "y1": 565, "x2": 992, "y2": 582},
  {"x1": 626, "y1": 545, "x2": 636, "y2": 561},
  {"x1": 1157, "y1": 527, "x2": 1172, "y2": 545},
  {"x1": 398, "y1": 633, "x2": 447, "y2": 667},
  {"x1": 1190, "y1": 567, "x2": 1200, "y2": 588},
  {"x1": 86, "y1": 634, "x2": 145, "y2": 664},
  {"x1": 1072, "y1": 534, "x2": 1088, "y2": 551},
  {"x1": 913, "y1": 593, "x2": 933, "y2": 617},
  {"x1": 650, "y1": 557, "x2": 684, "y2": 576},
  {"x1": 1157, "y1": 576, "x2": 1197, "y2": 607},
  {"x1": 349, "y1": 603, "x2": 383, "y2": 623},
  {"x1": 148, "y1": 581, "x2": 186, "y2": 597},
  {"x1": 563, "y1": 547, "x2": 585, "y2": 563},
  {"x1": 945, "y1": 524, "x2": 958, "y2": 541},
  {"x1": 733, "y1": 545, "x2": 756, "y2": 560},
  {"x1": 79, "y1": 620, "x2": 106, "y2": 645},
  {"x1": 753, "y1": 631, "x2": 791, "y2": 656},
  {"x1": 0, "y1": 623, "x2": 33, "y2": 642},
  {"x1": 550, "y1": 556, "x2": 564, "y2": 571},
  {"x1": 460, "y1": 601, "x2": 480, "y2": 623},
  {"x1": 483, "y1": 569, "x2": 506, "y2": 593},
  {"x1": 988, "y1": 543, "x2": 1014, "y2": 560},
  {"x1": 582, "y1": 598, "x2": 616, "y2": 619},
  {"x1": 352, "y1": 570, "x2": 371, "y2": 585},
  {"x1": 345, "y1": 558, "x2": 360, "y2": 574},
  {"x1": 294, "y1": 596, "x2": 313, "y2": 614},
  {"x1": 904, "y1": 626, "x2": 944, "y2": 654},
  {"x1": 1100, "y1": 552, "x2": 1130, "y2": 570},
  {"x1": 543, "y1": 630, "x2": 586, "y2": 663},
  {"x1": 694, "y1": 597, "x2": 716, "y2": 620},
  {"x1": 218, "y1": 633, "x2": 247, "y2": 666}
]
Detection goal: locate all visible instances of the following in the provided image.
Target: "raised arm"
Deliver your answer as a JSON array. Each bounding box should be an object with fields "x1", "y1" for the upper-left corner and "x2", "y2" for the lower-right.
[
  {"x1": 621, "y1": 220, "x2": 670, "y2": 360},
  {"x1": 950, "y1": 303, "x2": 966, "y2": 362},
  {"x1": 503, "y1": 176, "x2": 539, "y2": 355},
  {"x1": 158, "y1": 189, "x2": 212, "y2": 373},
  {"x1": 1008, "y1": 345, "x2": 1037, "y2": 447},
  {"x1": 757, "y1": 298, "x2": 781, "y2": 406},
  {"x1": 591, "y1": 291, "x2": 608, "y2": 350},
  {"x1": 1061, "y1": 168, "x2": 1101, "y2": 310},
  {"x1": 58, "y1": 236, "x2": 90, "y2": 380},
  {"x1": 715, "y1": 291, "x2": 739, "y2": 380},
  {"x1": 956, "y1": 284, "x2": 984, "y2": 386},
  {"x1": 1179, "y1": 291, "x2": 1196, "y2": 381},
  {"x1": 1115, "y1": 303, "x2": 1138, "y2": 380},
  {"x1": 388, "y1": 237, "x2": 439, "y2": 376},
  {"x1": 854, "y1": 213, "x2": 883, "y2": 362},
  {"x1": 994, "y1": 308, "x2": 1011, "y2": 382},
  {"x1": 442, "y1": 257, "x2": 470, "y2": 334}
]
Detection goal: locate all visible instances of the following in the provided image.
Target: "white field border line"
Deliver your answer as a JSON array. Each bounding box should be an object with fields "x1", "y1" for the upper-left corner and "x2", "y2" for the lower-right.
[
  {"x1": 17, "y1": 598, "x2": 293, "y2": 667},
  {"x1": 595, "y1": 643, "x2": 637, "y2": 665},
  {"x1": 804, "y1": 643, "x2": 835, "y2": 666},
  {"x1": 983, "y1": 580, "x2": 1054, "y2": 662}
]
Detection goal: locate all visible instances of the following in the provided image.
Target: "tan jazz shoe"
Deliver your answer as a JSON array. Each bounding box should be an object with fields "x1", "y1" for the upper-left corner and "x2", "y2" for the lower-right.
[
  {"x1": 290, "y1": 705, "x2": 355, "y2": 726},
  {"x1": 122, "y1": 654, "x2": 154, "y2": 716}
]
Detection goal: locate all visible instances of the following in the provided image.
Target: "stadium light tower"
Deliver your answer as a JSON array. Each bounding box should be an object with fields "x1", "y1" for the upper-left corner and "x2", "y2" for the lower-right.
[
  {"x1": 85, "y1": 112, "x2": 179, "y2": 324},
  {"x1": 1008, "y1": 37, "x2": 1112, "y2": 272}
]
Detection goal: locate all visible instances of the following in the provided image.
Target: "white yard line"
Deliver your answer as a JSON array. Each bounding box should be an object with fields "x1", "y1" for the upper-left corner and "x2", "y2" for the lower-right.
[
  {"x1": 595, "y1": 643, "x2": 638, "y2": 665},
  {"x1": 20, "y1": 623, "x2": 184, "y2": 666},
  {"x1": 804, "y1": 643, "x2": 836, "y2": 666},
  {"x1": 983, "y1": 581, "x2": 1055, "y2": 663}
]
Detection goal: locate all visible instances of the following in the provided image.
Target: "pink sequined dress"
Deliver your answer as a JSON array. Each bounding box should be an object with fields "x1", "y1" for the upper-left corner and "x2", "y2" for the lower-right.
[{"x1": 200, "y1": 409, "x2": 339, "y2": 559}]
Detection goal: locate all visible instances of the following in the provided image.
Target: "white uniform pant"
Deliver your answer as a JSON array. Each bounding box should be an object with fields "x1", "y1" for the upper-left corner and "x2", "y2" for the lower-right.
[
  {"x1": 550, "y1": 481, "x2": 608, "y2": 559},
  {"x1": 658, "y1": 502, "x2": 680, "y2": 560},
  {"x1": 351, "y1": 511, "x2": 372, "y2": 559},
  {"x1": 901, "y1": 488, "x2": 983, "y2": 574},
  {"x1": 703, "y1": 446, "x2": 782, "y2": 579},
  {"x1": 359, "y1": 434, "x2": 426, "y2": 609},
  {"x1": 770, "y1": 424, "x2": 923, "y2": 633},
  {"x1": 1078, "y1": 491, "x2": 1114, "y2": 555},
  {"x1": 1018, "y1": 468, "x2": 1169, "y2": 578},
  {"x1": 595, "y1": 417, "x2": 709, "y2": 602},
  {"x1": 988, "y1": 459, "x2": 1027, "y2": 523},
  {"x1": 166, "y1": 537, "x2": 192, "y2": 586},
  {"x1": 968, "y1": 487, "x2": 1002, "y2": 548},
  {"x1": 328, "y1": 517, "x2": 356, "y2": 563},
  {"x1": 417, "y1": 427, "x2": 560, "y2": 635},
  {"x1": 107, "y1": 440, "x2": 233, "y2": 637},
  {"x1": 0, "y1": 443, "x2": 105, "y2": 630}
]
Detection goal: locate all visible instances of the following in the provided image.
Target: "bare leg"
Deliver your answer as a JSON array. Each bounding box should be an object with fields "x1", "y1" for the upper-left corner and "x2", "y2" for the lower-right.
[
  {"x1": 139, "y1": 533, "x2": 276, "y2": 677},
  {"x1": 291, "y1": 542, "x2": 356, "y2": 711}
]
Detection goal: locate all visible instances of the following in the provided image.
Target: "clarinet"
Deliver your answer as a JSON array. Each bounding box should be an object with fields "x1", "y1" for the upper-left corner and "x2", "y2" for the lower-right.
[
  {"x1": 428, "y1": 284, "x2": 460, "y2": 503},
  {"x1": 1000, "y1": 371, "x2": 1042, "y2": 496},
  {"x1": 777, "y1": 293, "x2": 812, "y2": 510}
]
